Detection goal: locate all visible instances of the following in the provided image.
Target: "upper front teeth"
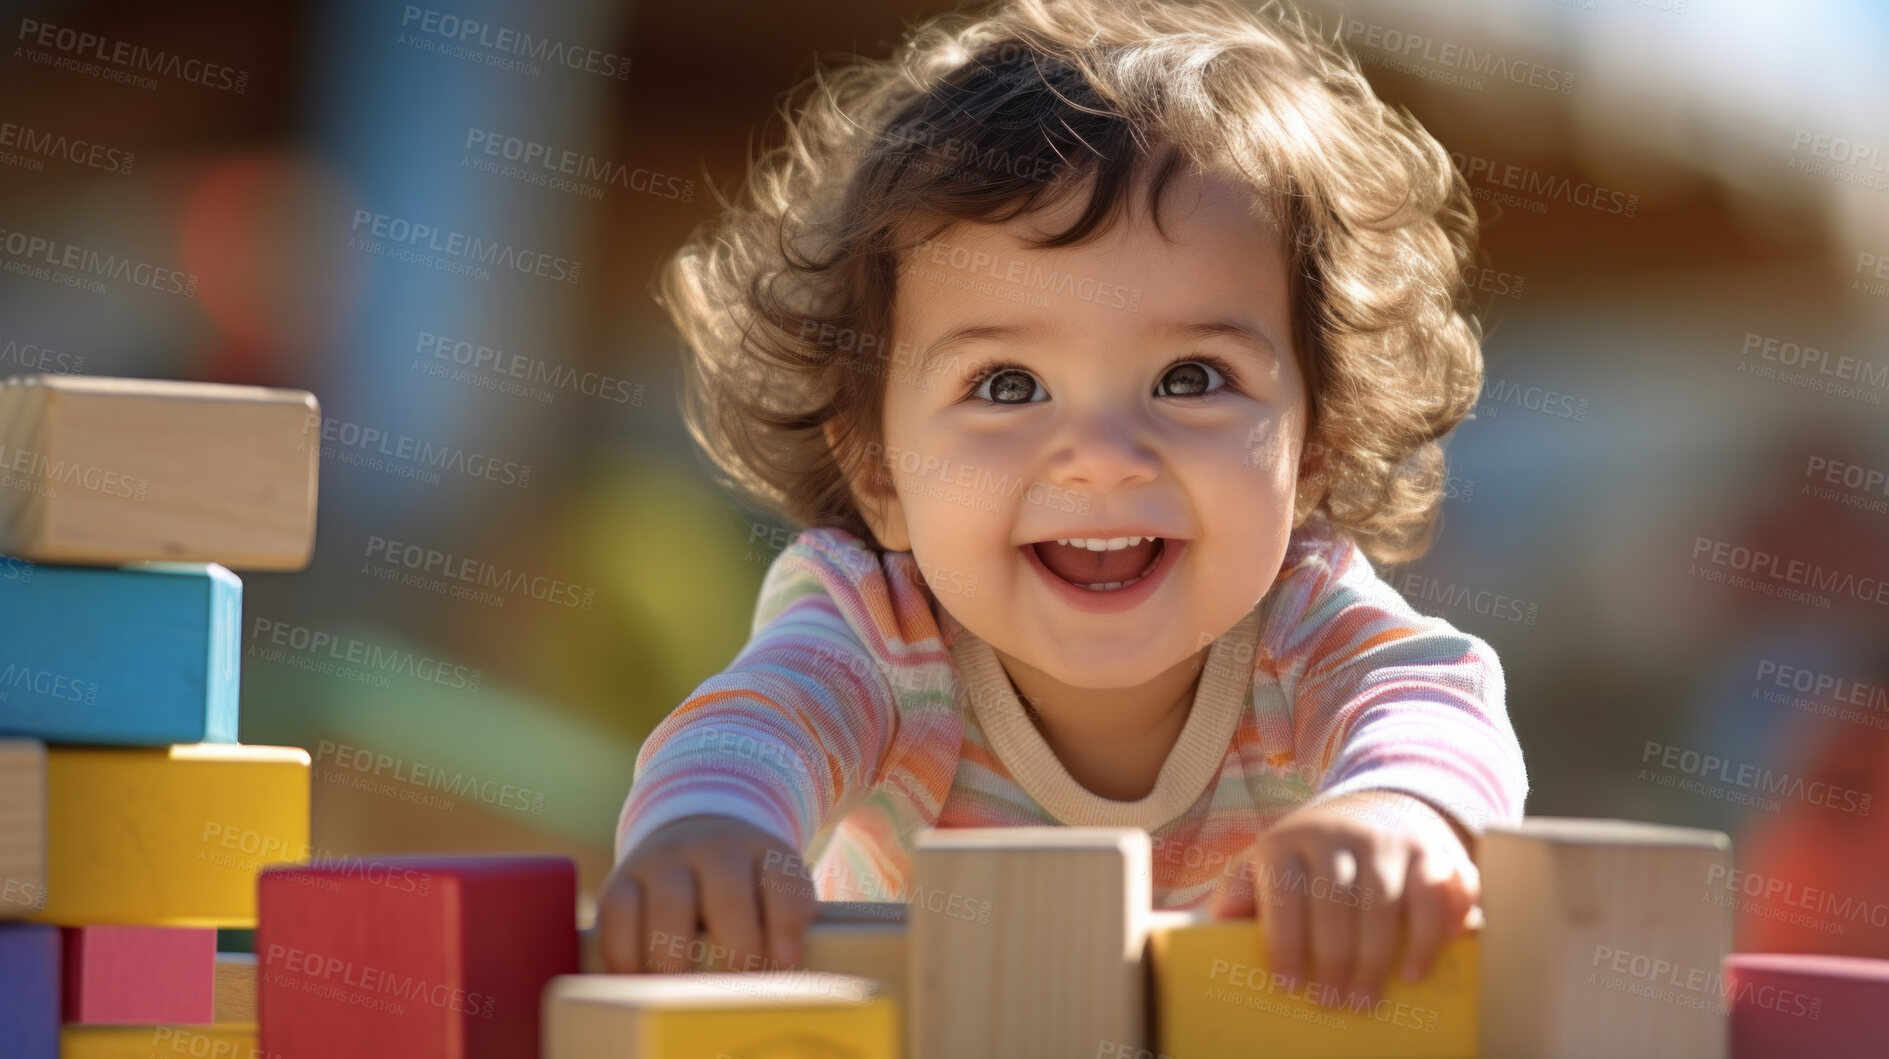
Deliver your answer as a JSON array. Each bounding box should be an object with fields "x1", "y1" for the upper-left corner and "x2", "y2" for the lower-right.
[{"x1": 1054, "y1": 536, "x2": 1151, "y2": 550}]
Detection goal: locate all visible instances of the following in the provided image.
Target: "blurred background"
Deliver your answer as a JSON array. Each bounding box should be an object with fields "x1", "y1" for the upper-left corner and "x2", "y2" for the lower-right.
[{"x1": 2, "y1": 0, "x2": 1884, "y2": 955}]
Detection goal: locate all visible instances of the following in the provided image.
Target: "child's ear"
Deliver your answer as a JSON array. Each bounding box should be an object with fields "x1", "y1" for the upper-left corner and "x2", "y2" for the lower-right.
[{"x1": 822, "y1": 419, "x2": 913, "y2": 552}]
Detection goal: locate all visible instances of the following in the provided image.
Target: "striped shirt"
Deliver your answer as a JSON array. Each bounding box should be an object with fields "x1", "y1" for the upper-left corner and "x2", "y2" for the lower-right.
[{"x1": 616, "y1": 514, "x2": 1528, "y2": 909}]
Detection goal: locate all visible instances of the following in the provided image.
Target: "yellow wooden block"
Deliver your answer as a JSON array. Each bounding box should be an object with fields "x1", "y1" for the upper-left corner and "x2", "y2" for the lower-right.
[
  {"x1": 214, "y1": 951, "x2": 257, "y2": 1023},
  {"x1": 36, "y1": 744, "x2": 310, "y2": 926},
  {"x1": 1151, "y1": 912, "x2": 1478, "y2": 1059},
  {"x1": 0, "y1": 738, "x2": 47, "y2": 918},
  {"x1": 0, "y1": 374, "x2": 319, "y2": 570},
  {"x1": 60, "y1": 1023, "x2": 261, "y2": 1058},
  {"x1": 542, "y1": 973, "x2": 897, "y2": 1059}
]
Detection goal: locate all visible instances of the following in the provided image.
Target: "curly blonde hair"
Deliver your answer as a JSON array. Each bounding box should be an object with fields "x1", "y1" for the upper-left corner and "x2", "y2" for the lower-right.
[{"x1": 656, "y1": 0, "x2": 1484, "y2": 566}]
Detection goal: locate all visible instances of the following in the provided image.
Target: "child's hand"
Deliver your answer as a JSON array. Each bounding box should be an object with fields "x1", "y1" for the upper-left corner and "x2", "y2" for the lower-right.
[
  {"x1": 1209, "y1": 791, "x2": 1479, "y2": 1008},
  {"x1": 597, "y1": 813, "x2": 816, "y2": 974}
]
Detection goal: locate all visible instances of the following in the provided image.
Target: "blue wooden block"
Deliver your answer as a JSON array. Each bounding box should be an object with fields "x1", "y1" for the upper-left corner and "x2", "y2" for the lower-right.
[
  {"x1": 0, "y1": 561, "x2": 239, "y2": 745},
  {"x1": 0, "y1": 922, "x2": 58, "y2": 1057}
]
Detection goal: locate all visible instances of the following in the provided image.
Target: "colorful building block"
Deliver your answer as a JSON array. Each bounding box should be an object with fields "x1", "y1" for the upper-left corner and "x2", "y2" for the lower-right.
[
  {"x1": 908, "y1": 826, "x2": 1151, "y2": 1059},
  {"x1": 37, "y1": 744, "x2": 310, "y2": 926},
  {"x1": 62, "y1": 925, "x2": 216, "y2": 1024},
  {"x1": 0, "y1": 374, "x2": 319, "y2": 570},
  {"x1": 258, "y1": 856, "x2": 579, "y2": 1059},
  {"x1": 1724, "y1": 952, "x2": 1889, "y2": 1057},
  {"x1": 1480, "y1": 817, "x2": 1732, "y2": 1058},
  {"x1": 0, "y1": 922, "x2": 58, "y2": 1058},
  {"x1": 1150, "y1": 911, "x2": 1477, "y2": 1058},
  {"x1": 0, "y1": 562, "x2": 239, "y2": 745},
  {"x1": 541, "y1": 973, "x2": 896, "y2": 1059},
  {"x1": 0, "y1": 739, "x2": 47, "y2": 918},
  {"x1": 216, "y1": 951, "x2": 258, "y2": 1023},
  {"x1": 60, "y1": 1024, "x2": 261, "y2": 1058}
]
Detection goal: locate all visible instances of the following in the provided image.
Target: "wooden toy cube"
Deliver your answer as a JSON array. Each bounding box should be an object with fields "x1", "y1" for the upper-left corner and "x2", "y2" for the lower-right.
[
  {"x1": 0, "y1": 373, "x2": 319, "y2": 570},
  {"x1": 258, "y1": 856, "x2": 579, "y2": 1059}
]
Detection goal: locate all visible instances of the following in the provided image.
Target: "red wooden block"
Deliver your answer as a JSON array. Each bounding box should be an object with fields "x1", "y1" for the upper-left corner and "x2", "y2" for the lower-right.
[
  {"x1": 1725, "y1": 952, "x2": 1889, "y2": 1058},
  {"x1": 61, "y1": 926, "x2": 215, "y2": 1024},
  {"x1": 257, "y1": 857, "x2": 577, "y2": 1059}
]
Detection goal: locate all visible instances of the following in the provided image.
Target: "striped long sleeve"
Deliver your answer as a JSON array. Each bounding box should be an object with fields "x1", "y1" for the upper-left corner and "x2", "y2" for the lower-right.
[
  {"x1": 1265, "y1": 528, "x2": 1529, "y2": 833},
  {"x1": 614, "y1": 530, "x2": 914, "y2": 861}
]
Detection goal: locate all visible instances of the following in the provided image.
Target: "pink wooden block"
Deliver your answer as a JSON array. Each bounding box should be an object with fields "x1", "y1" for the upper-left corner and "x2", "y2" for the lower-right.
[
  {"x1": 61, "y1": 926, "x2": 216, "y2": 1024},
  {"x1": 1725, "y1": 952, "x2": 1889, "y2": 1058}
]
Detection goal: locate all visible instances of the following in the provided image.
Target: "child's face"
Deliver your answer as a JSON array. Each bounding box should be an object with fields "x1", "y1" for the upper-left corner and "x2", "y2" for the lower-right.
[{"x1": 859, "y1": 165, "x2": 1308, "y2": 690}]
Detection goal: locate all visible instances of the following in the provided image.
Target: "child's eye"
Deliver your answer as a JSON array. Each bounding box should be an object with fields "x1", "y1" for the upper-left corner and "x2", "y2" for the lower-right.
[
  {"x1": 1155, "y1": 357, "x2": 1237, "y2": 398},
  {"x1": 967, "y1": 365, "x2": 1047, "y2": 405}
]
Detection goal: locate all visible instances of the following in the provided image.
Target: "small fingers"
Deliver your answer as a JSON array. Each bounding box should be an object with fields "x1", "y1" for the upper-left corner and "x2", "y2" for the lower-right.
[
  {"x1": 696, "y1": 852, "x2": 768, "y2": 972},
  {"x1": 1258, "y1": 848, "x2": 1309, "y2": 987},
  {"x1": 1401, "y1": 848, "x2": 1448, "y2": 983},
  {"x1": 758, "y1": 852, "x2": 818, "y2": 969},
  {"x1": 1347, "y1": 850, "x2": 1405, "y2": 1007},
  {"x1": 641, "y1": 864, "x2": 700, "y2": 974},
  {"x1": 597, "y1": 868, "x2": 645, "y2": 974},
  {"x1": 1306, "y1": 847, "x2": 1359, "y2": 1008}
]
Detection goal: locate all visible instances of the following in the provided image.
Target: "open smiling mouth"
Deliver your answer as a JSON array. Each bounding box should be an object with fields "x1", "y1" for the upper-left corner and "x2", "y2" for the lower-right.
[{"x1": 1028, "y1": 536, "x2": 1167, "y2": 591}]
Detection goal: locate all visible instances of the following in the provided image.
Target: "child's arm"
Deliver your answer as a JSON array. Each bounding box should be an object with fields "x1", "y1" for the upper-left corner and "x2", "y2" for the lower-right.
[
  {"x1": 1214, "y1": 533, "x2": 1527, "y2": 1007},
  {"x1": 601, "y1": 530, "x2": 905, "y2": 973}
]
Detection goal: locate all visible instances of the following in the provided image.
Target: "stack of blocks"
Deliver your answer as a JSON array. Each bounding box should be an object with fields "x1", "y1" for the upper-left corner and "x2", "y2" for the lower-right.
[{"x1": 0, "y1": 374, "x2": 319, "y2": 1056}]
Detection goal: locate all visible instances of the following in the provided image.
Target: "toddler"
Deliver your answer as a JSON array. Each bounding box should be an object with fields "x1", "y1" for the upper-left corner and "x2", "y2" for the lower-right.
[{"x1": 602, "y1": 0, "x2": 1528, "y2": 1010}]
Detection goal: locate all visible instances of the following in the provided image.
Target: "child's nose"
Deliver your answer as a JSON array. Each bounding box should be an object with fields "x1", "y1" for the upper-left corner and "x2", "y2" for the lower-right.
[{"x1": 1041, "y1": 406, "x2": 1161, "y2": 491}]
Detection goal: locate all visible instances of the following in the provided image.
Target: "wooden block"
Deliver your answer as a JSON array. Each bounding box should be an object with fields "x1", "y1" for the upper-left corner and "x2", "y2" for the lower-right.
[
  {"x1": 0, "y1": 739, "x2": 47, "y2": 918},
  {"x1": 258, "y1": 855, "x2": 579, "y2": 1059},
  {"x1": 0, "y1": 563, "x2": 239, "y2": 745},
  {"x1": 59, "y1": 1024, "x2": 261, "y2": 1058},
  {"x1": 215, "y1": 951, "x2": 258, "y2": 1023},
  {"x1": 1724, "y1": 953, "x2": 1889, "y2": 1057},
  {"x1": 908, "y1": 826, "x2": 1150, "y2": 1059},
  {"x1": 0, "y1": 922, "x2": 58, "y2": 1057},
  {"x1": 542, "y1": 973, "x2": 896, "y2": 1059},
  {"x1": 684, "y1": 901, "x2": 907, "y2": 989},
  {"x1": 37, "y1": 744, "x2": 311, "y2": 926},
  {"x1": 1150, "y1": 910, "x2": 1477, "y2": 1058},
  {"x1": 0, "y1": 374, "x2": 319, "y2": 570},
  {"x1": 62, "y1": 925, "x2": 216, "y2": 1024},
  {"x1": 1480, "y1": 817, "x2": 1732, "y2": 1059}
]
